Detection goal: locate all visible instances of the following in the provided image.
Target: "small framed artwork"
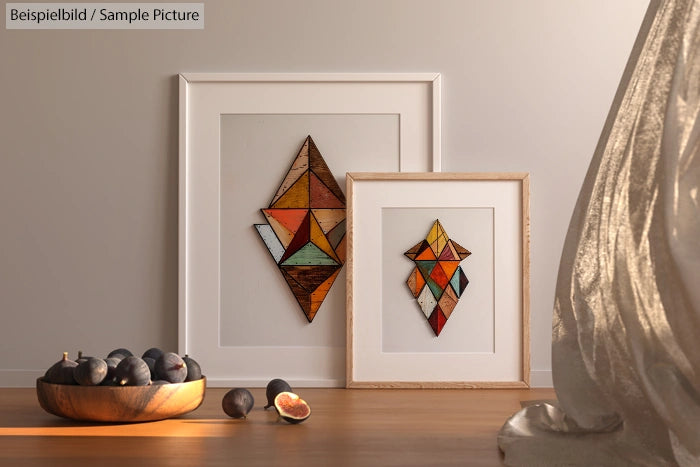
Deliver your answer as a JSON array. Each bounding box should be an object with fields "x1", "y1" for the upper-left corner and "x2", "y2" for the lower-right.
[
  {"x1": 179, "y1": 73, "x2": 441, "y2": 387},
  {"x1": 346, "y1": 172, "x2": 530, "y2": 388}
]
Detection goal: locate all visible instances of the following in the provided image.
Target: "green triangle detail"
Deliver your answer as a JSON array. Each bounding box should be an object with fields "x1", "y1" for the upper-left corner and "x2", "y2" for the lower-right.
[
  {"x1": 415, "y1": 260, "x2": 437, "y2": 281},
  {"x1": 281, "y1": 242, "x2": 339, "y2": 266},
  {"x1": 426, "y1": 277, "x2": 444, "y2": 301}
]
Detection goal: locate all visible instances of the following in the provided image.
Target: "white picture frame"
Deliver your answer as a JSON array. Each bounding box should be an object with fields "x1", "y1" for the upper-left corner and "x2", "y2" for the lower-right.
[
  {"x1": 179, "y1": 73, "x2": 441, "y2": 387},
  {"x1": 346, "y1": 173, "x2": 530, "y2": 388}
]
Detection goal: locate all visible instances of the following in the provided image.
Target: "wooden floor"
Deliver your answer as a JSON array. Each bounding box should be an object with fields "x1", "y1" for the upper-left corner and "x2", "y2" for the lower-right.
[{"x1": 0, "y1": 387, "x2": 555, "y2": 466}]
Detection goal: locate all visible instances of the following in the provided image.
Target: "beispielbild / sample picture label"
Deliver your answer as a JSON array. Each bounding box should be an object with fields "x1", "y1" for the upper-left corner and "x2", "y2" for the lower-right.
[{"x1": 6, "y1": 3, "x2": 204, "y2": 29}]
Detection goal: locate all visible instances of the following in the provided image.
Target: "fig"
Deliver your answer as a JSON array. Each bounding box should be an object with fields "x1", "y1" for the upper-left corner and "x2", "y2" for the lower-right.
[
  {"x1": 103, "y1": 357, "x2": 120, "y2": 382},
  {"x1": 274, "y1": 392, "x2": 311, "y2": 424},
  {"x1": 75, "y1": 350, "x2": 91, "y2": 364},
  {"x1": 154, "y1": 352, "x2": 187, "y2": 383},
  {"x1": 222, "y1": 388, "x2": 254, "y2": 419},
  {"x1": 44, "y1": 352, "x2": 77, "y2": 385},
  {"x1": 264, "y1": 378, "x2": 292, "y2": 409},
  {"x1": 182, "y1": 355, "x2": 202, "y2": 381},
  {"x1": 74, "y1": 357, "x2": 108, "y2": 386},
  {"x1": 107, "y1": 348, "x2": 133, "y2": 360},
  {"x1": 114, "y1": 356, "x2": 151, "y2": 386},
  {"x1": 143, "y1": 357, "x2": 157, "y2": 380},
  {"x1": 142, "y1": 347, "x2": 164, "y2": 361},
  {"x1": 150, "y1": 380, "x2": 170, "y2": 385}
]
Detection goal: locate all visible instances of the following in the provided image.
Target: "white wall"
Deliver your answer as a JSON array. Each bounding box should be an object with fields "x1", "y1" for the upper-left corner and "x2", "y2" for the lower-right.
[{"x1": 0, "y1": 0, "x2": 648, "y2": 386}]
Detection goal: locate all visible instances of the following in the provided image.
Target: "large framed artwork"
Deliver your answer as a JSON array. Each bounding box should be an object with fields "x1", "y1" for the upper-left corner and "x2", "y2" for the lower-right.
[
  {"x1": 179, "y1": 73, "x2": 441, "y2": 387},
  {"x1": 346, "y1": 173, "x2": 530, "y2": 388}
]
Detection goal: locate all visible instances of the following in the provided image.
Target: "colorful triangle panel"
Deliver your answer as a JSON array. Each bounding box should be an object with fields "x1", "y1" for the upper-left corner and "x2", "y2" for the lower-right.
[{"x1": 405, "y1": 219, "x2": 471, "y2": 337}]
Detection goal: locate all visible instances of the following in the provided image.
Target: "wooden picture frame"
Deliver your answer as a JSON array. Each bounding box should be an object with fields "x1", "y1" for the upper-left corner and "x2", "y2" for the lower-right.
[
  {"x1": 179, "y1": 73, "x2": 441, "y2": 387},
  {"x1": 346, "y1": 173, "x2": 530, "y2": 388}
]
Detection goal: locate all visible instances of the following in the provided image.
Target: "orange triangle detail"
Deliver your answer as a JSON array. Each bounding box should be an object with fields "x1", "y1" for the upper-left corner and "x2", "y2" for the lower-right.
[
  {"x1": 263, "y1": 208, "x2": 308, "y2": 235},
  {"x1": 415, "y1": 247, "x2": 437, "y2": 260},
  {"x1": 439, "y1": 261, "x2": 460, "y2": 279}
]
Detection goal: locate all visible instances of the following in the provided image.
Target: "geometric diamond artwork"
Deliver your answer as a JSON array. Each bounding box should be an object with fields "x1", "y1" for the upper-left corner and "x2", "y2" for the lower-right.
[
  {"x1": 405, "y1": 220, "x2": 471, "y2": 336},
  {"x1": 254, "y1": 136, "x2": 346, "y2": 323}
]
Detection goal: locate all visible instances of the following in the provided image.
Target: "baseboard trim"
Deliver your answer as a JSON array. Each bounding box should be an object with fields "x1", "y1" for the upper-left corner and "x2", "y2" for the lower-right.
[
  {"x1": 205, "y1": 378, "x2": 345, "y2": 388},
  {"x1": 529, "y1": 370, "x2": 553, "y2": 388}
]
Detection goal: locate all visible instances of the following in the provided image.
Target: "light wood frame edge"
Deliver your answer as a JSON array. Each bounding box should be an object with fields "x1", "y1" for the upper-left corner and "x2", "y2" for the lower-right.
[{"x1": 345, "y1": 172, "x2": 531, "y2": 389}]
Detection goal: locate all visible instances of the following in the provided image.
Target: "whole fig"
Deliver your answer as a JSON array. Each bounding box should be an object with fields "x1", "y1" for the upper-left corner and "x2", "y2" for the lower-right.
[
  {"x1": 154, "y1": 352, "x2": 187, "y2": 383},
  {"x1": 114, "y1": 356, "x2": 150, "y2": 386},
  {"x1": 182, "y1": 355, "x2": 202, "y2": 381},
  {"x1": 74, "y1": 357, "x2": 108, "y2": 386},
  {"x1": 44, "y1": 352, "x2": 77, "y2": 385},
  {"x1": 222, "y1": 388, "x2": 254, "y2": 419}
]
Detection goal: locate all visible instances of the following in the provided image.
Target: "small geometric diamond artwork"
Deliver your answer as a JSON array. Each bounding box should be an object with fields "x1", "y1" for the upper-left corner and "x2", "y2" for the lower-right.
[
  {"x1": 254, "y1": 136, "x2": 346, "y2": 323},
  {"x1": 405, "y1": 220, "x2": 471, "y2": 336}
]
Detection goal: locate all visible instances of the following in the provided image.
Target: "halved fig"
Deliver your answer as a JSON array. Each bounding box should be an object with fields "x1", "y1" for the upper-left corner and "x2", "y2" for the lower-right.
[{"x1": 274, "y1": 392, "x2": 311, "y2": 424}]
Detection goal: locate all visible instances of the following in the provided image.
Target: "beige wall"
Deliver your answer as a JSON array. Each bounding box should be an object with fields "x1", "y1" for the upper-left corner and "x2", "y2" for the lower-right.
[{"x1": 0, "y1": 0, "x2": 648, "y2": 386}]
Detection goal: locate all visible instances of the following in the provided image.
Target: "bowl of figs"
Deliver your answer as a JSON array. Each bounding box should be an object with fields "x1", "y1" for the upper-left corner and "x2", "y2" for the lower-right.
[{"x1": 36, "y1": 348, "x2": 206, "y2": 422}]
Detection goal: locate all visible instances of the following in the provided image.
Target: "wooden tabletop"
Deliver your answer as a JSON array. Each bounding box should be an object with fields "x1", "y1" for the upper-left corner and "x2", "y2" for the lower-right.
[{"x1": 0, "y1": 386, "x2": 555, "y2": 466}]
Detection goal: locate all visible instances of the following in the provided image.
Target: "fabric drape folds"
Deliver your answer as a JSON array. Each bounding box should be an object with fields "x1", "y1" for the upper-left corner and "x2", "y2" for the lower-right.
[{"x1": 498, "y1": 0, "x2": 700, "y2": 465}]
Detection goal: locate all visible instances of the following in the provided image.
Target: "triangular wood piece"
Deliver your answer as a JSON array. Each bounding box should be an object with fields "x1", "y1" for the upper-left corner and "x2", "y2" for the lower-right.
[
  {"x1": 262, "y1": 210, "x2": 294, "y2": 249},
  {"x1": 438, "y1": 287, "x2": 458, "y2": 319},
  {"x1": 426, "y1": 220, "x2": 441, "y2": 244},
  {"x1": 415, "y1": 246, "x2": 437, "y2": 261},
  {"x1": 428, "y1": 306, "x2": 448, "y2": 336},
  {"x1": 310, "y1": 212, "x2": 341, "y2": 262},
  {"x1": 311, "y1": 209, "x2": 345, "y2": 234},
  {"x1": 309, "y1": 171, "x2": 345, "y2": 209},
  {"x1": 269, "y1": 140, "x2": 310, "y2": 206},
  {"x1": 429, "y1": 262, "x2": 450, "y2": 289},
  {"x1": 263, "y1": 209, "x2": 308, "y2": 236},
  {"x1": 255, "y1": 224, "x2": 285, "y2": 263},
  {"x1": 327, "y1": 219, "x2": 346, "y2": 250},
  {"x1": 281, "y1": 242, "x2": 339, "y2": 266},
  {"x1": 439, "y1": 260, "x2": 460, "y2": 280},
  {"x1": 335, "y1": 234, "x2": 347, "y2": 264},
  {"x1": 280, "y1": 265, "x2": 341, "y2": 292},
  {"x1": 279, "y1": 211, "x2": 311, "y2": 263},
  {"x1": 404, "y1": 240, "x2": 430, "y2": 260},
  {"x1": 309, "y1": 268, "x2": 342, "y2": 320},
  {"x1": 271, "y1": 171, "x2": 309, "y2": 209},
  {"x1": 280, "y1": 268, "x2": 312, "y2": 320},
  {"x1": 307, "y1": 136, "x2": 346, "y2": 204},
  {"x1": 438, "y1": 240, "x2": 459, "y2": 260},
  {"x1": 451, "y1": 240, "x2": 472, "y2": 260}
]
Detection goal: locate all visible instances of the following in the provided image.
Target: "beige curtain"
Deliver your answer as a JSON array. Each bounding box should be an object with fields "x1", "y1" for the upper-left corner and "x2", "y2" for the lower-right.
[{"x1": 498, "y1": 0, "x2": 700, "y2": 465}]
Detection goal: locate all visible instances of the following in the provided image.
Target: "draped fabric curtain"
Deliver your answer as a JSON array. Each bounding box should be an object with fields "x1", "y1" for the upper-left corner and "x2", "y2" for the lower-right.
[{"x1": 498, "y1": 0, "x2": 700, "y2": 465}]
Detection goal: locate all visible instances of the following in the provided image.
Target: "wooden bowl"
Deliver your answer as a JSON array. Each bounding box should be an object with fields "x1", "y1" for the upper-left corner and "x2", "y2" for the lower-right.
[{"x1": 36, "y1": 377, "x2": 206, "y2": 422}]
